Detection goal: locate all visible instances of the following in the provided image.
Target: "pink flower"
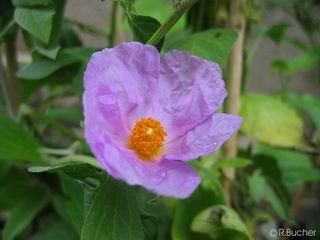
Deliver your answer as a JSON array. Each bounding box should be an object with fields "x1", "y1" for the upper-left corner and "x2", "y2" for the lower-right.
[{"x1": 83, "y1": 42, "x2": 242, "y2": 198}]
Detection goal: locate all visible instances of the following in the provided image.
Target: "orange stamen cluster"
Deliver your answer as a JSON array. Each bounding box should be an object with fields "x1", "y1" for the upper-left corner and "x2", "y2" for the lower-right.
[{"x1": 129, "y1": 118, "x2": 167, "y2": 161}]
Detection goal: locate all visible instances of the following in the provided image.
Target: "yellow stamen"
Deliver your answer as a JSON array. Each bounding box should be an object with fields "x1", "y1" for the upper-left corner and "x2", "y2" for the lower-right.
[{"x1": 129, "y1": 117, "x2": 166, "y2": 161}]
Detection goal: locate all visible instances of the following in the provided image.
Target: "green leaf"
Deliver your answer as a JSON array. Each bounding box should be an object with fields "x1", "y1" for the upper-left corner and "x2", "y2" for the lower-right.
[
  {"x1": 250, "y1": 153, "x2": 291, "y2": 219},
  {"x1": 215, "y1": 157, "x2": 252, "y2": 169},
  {"x1": 141, "y1": 214, "x2": 159, "y2": 240},
  {"x1": 30, "y1": 214, "x2": 78, "y2": 240},
  {"x1": 134, "y1": 0, "x2": 185, "y2": 33},
  {"x1": 272, "y1": 49, "x2": 319, "y2": 74},
  {"x1": 286, "y1": 94, "x2": 320, "y2": 135},
  {"x1": 54, "y1": 174, "x2": 84, "y2": 234},
  {"x1": 72, "y1": 63, "x2": 86, "y2": 96},
  {"x1": 191, "y1": 205, "x2": 251, "y2": 240},
  {"x1": 17, "y1": 52, "x2": 77, "y2": 80},
  {"x1": 240, "y1": 93, "x2": 305, "y2": 147},
  {"x1": 3, "y1": 185, "x2": 49, "y2": 240},
  {"x1": 134, "y1": 188, "x2": 171, "y2": 240},
  {"x1": 172, "y1": 187, "x2": 218, "y2": 240},
  {"x1": 0, "y1": 20, "x2": 16, "y2": 42},
  {"x1": 130, "y1": 14, "x2": 163, "y2": 49},
  {"x1": 243, "y1": 0, "x2": 261, "y2": 23},
  {"x1": 46, "y1": 107, "x2": 82, "y2": 124},
  {"x1": 48, "y1": 0, "x2": 66, "y2": 46},
  {"x1": 256, "y1": 144, "x2": 320, "y2": 188},
  {"x1": 82, "y1": 180, "x2": 100, "y2": 217},
  {"x1": 0, "y1": 0, "x2": 16, "y2": 42},
  {"x1": 17, "y1": 47, "x2": 94, "y2": 80},
  {"x1": 81, "y1": 176, "x2": 144, "y2": 240},
  {"x1": 35, "y1": 45, "x2": 61, "y2": 59},
  {"x1": 29, "y1": 155, "x2": 102, "y2": 180},
  {"x1": 60, "y1": 21, "x2": 82, "y2": 47},
  {"x1": 266, "y1": 22, "x2": 291, "y2": 44},
  {"x1": 248, "y1": 170, "x2": 289, "y2": 219},
  {"x1": 130, "y1": 14, "x2": 160, "y2": 43},
  {"x1": 0, "y1": 116, "x2": 41, "y2": 163},
  {"x1": 266, "y1": 1, "x2": 291, "y2": 10},
  {"x1": 14, "y1": 7, "x2": 55, "y2": 44},
  {"x1": 25, "y1": 2, "x2": 64, "y2": 59},
  {"x1": 19, "y1": 0, "x2": 65, "y2": 59},
  {"x1": 0, "y1": 166, "x2": 38, "y2": 210},
  {"x1": 248, "y1": 170, "x2": 267, "y2": 202},
  {"x1": 30, "y1": 162, "x2": 100, "y2": 179},
  {"x1": 164, "y1": 28, "x2": 238, "y2": 67},
  {"x1": 285, "y1": 36, "x2": 307, "y2": 50},
  {"x1": 13, "y1": 0, "x2": 52, "y2": 7},
  {"x1": 191, "y1": 160, "x2": 225, "y2": 204},
  {"x1": 18, "y1": 58, "x2": 71, "y2": 79},
  {"x1": 163, "y1": 30, "x2": 191, "y2": 53}
]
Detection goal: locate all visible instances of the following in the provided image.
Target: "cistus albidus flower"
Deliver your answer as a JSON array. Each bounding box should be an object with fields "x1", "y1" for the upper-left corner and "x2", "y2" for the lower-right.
[{"x1": 83, "y1": 42, "x2": 242, "y2": 198}]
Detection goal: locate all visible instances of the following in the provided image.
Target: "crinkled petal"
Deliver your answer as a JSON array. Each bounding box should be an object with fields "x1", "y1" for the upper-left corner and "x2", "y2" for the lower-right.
[
  {"x1": 165, "y1": 113, "x2": 243, "y2": 161},
  {"x1": 153, "y1": 51, "x2": 227, "y2": 141},
  {"x1": 96, "y1": 137, "x2": 200, "y2": 198},
  {"x1": 146, "y1": 160, "x2": 201, "y2": 198},
  {"x1": 83, "y1": 42, "x2": 160, "y2": 145}
]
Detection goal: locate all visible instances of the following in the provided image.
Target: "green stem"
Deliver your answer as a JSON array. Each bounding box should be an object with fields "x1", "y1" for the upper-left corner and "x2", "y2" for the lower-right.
[
  {"x1": 195, "y1": 0, "x2": 205, "y2": 31},
  {"x1": 40, "y1": 147, "x2": 74, "y2": 156},
  {"x1": 147, "y1": 0, "x2": 200, "y2": 46},
  {"x1": 109, "y1": 1, "x2": 118, "y2": 47},
  {"x1": 0, "y1": 35, "x2": 20, "y2": 117},
  {"x1": 48, "y1": 154, "x2": 102, "y2": 169}
]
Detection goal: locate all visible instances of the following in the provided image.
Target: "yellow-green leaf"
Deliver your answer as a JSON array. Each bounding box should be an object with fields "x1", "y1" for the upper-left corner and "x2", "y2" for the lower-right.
[{"x1": 240, "y1": 93, "x2": 304, "y2": 147}]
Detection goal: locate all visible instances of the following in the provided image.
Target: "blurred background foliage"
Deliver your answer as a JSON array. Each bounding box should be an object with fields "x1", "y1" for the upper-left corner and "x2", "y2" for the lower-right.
[{"x1": 0, "y1": 0, "x2": 320, "y2": 239}]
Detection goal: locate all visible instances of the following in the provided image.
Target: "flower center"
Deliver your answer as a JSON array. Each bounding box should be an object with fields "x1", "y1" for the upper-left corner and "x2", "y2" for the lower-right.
[{"x1": 129, "y1": 117, "x2": 166, "y2": 161}]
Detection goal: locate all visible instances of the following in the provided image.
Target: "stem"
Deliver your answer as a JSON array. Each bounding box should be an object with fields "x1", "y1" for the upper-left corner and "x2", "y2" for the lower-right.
[
  {"x1": 0, "y1": 35, "x2": 20, "y2": 117},
  {"x1": 223, "y1": 0, "x2": 246, "y2": 206},
  {"x1": 147, "y1": 0, "x2": 200, "y2": 46},
  {"x1": 108, "y1": 1, "x2": 118, "y2": 47},
  {"x1": 207, "y1": 0, "x2": 220, "y2": 27},
  {"x1": 282, "y1": 185, "x2": 307, "y2": 240},
  {"x1": 40, "y1": 147, "x2": 74, "y2": 156},
  {"x1": 49, "y1": 154, "x2": 102, "y2": 169},
  {"x1": 195, "y1": 0, "x2": 205, "y2": 31}
]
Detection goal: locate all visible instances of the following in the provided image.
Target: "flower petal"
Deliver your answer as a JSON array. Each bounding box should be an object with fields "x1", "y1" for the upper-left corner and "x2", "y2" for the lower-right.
[
  {"x1": 165, "y1": 113, "x2": 243, "y2": 161},
  {"x1": 154, "y1": 51, "x2": 227, "y2": 141},
  {"x1": 83, "y1": 42, "x2": 160, "y2": 144},
  {"x1": 145, "y1": 160, "x2": 201, "y2": 198},
  {"x1": 96, "y1": 137, "x2": 200, "y2": 198}
]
